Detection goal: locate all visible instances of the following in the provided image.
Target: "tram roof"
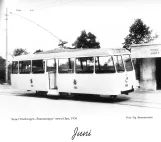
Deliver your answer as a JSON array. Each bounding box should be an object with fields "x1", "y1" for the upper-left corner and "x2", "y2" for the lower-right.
[{"x1": 12, "y1": 48, "x2": 130, "y2": 61}]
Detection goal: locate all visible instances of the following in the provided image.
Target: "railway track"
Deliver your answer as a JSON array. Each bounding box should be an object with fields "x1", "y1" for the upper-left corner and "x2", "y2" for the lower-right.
[
  {"x1": 1, "y1": 90, "x2": 161, "y2": 109},
  {"x1": 117, "y1": 99, "x2": 161, "y2": 109}
]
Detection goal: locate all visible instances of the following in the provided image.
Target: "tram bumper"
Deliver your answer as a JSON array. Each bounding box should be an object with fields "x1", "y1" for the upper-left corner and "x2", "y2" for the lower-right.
[{"x1": 121, "y1": 86, "x2": 134, "y2": 95}]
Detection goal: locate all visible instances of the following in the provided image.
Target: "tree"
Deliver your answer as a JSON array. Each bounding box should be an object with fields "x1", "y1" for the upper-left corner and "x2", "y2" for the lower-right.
[
  {"x1": 0, "y1": 56, "x2": 5, "y2": 68},
  {"x1": 33, "y1": 49, "x2": 43, "y2": 54},
  {"x1": 0, "y1": 56, "x2": 5, "y2": 80},
  {"x1": 123, "y1": 18, "x2": 158, "y2": 51},
  {"x1": 72, "y1": 30, "x2": 100, "y2": 70},
  {"x1": 72, "y1": 30, "x2": 100, "y2": 49},
  {"x1": 13, "y1": 48, "x2": 29, "y2": 56},
  {"x1": 123, "y1": 19, "x2": 158, "y2": 82}
]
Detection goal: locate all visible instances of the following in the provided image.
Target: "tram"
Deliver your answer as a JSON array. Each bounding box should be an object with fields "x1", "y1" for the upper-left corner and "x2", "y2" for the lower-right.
[{"x1": 11, "y1": 48, "x2": 136, "y2": 98}]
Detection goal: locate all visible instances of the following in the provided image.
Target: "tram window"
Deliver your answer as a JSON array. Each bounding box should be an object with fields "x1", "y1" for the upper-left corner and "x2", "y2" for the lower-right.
[
  {"x1": 32, "y1": 60, "x2": 44, "y2": 74},
  {"x1": 95, "y1": 56, "x2": 115, "y2": 73},
  {"x1": 12, "y1": 61, "x2": 18, "y2": 74},
  {"x1": 123, "y1": 55, "x2": 133, "y2": 71},
  {"x1": 113, "y1": 55, "x2": 125, "y2": 72},
  {"x1": 76, "y1": 57, "x2": 94, "y2": 73},
  {"x1": 58, "y1": 58, "x2": 74, "y2": 73},
  {"x1": 19, "y1": 60, "x2": 31, "y2": 74},
  {"x1": 46, "y1": 59, "x2": 56, "y2": 73}
]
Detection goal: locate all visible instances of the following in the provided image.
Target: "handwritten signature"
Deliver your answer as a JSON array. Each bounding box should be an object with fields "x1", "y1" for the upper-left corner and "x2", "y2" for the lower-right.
[{"x1": 71, "y1": 127, "x2": 91, "y2": 140}]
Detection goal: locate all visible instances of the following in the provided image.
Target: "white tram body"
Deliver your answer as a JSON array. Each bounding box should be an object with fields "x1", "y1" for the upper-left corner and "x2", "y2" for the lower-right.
[{"x1": 11, "y1": 48, "x2": 136, "y2": 96}]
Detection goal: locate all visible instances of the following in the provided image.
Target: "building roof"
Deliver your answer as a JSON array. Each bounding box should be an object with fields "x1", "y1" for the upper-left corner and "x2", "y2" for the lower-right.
[
  {"x1": 131, "y1": 43, "x2": 161, "y2": 58},
  {"x1": 131, "y1": 43, "x2": 161, "y2": 47}
]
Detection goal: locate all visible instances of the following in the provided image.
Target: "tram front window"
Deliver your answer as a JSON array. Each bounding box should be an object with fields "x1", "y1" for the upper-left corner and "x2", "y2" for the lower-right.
[
  {"x1": 122, "y1": 55, "x2": 133, "y2": 71},
  {"x1": 113, "y1": 55, "x2": 125, "y2": 73}
]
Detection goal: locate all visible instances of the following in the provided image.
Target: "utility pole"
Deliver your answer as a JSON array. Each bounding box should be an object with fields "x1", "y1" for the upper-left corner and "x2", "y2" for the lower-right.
[{"x1": 5, "y1": 8, "x2": 8, "y2": 83}]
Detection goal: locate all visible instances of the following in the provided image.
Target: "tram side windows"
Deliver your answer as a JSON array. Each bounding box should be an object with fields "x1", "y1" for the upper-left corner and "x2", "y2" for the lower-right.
[
  {"x1": 19, "y1": 60, "x2": 31, "y2": 74},
  {"x1": 113, "y1": 55, "x2": 125, "y2": 73},
  {"x1": 32, "y1": 60, "x2": 45, "y2": 74},
  {"x1": 95, "y1": 56, "x2": 115, "y2": 73},
  {"x1": 58, "y1": 58, "x2": 74, "y2": 73},
  {"x1": 12, "y1": 61, "x2": 18, "y2": 74},
  {"x1": 76, "y1": 57, "x2": 94, "y2": 73},
  {"x1": 122, "y1": 55, "x2": 133, "y2": 71},
  {"x1": 46, "y1": 59, "x2": 56, "y2": 73}
]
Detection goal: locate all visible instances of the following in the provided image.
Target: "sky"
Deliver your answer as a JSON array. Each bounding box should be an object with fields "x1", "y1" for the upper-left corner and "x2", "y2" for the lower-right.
[{"x1": 0, "y1": 0, "x2": 161, "y2": 60}]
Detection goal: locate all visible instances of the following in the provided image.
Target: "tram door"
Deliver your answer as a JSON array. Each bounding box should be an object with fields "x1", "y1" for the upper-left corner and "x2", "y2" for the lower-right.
[{"x1": 47, "y1": 59, "x2": 57, "y2": 89}]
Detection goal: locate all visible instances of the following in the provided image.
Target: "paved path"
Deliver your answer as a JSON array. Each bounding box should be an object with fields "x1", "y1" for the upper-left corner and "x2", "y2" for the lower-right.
[{"x1": 1, "y1": 84, "x2": 161, "y2": 109}]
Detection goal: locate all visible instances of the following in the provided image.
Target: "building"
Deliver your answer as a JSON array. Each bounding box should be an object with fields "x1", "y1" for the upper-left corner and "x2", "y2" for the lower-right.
[{"x1": 131, "y1": 43, "x2": 161, "y2": 91}]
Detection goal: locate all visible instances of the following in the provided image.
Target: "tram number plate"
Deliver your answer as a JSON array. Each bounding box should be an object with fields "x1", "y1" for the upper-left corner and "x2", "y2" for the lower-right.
[
  {"x1": 73, "y1": 79, "x2": 78, "y2": 89},
  {"x1": 125, "y1": 74, "x2": 128, "y2": 87},
  {"x1": 74, "y1": 86, "x2": 77, "y2": 89}
]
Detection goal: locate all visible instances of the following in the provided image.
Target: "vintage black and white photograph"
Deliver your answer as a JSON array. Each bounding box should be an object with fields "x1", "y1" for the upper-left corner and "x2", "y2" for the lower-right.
[{"x1": 0, "y1": 0, "x2": 161, "y2": 142}]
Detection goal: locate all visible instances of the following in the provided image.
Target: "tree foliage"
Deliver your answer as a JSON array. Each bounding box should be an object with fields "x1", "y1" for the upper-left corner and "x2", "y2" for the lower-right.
[
  {"x1": 0, "y1": 56, "x2": 5, "y2": 80},
  {"x1": 0, "y1": 56, "x2": 5, "y2": 69},
  {"x1": 72, "y1": 30, "x2": 100, "y2": 69},
  {"x1": 72, "y1": 30, "x2": 100, "y2": 49},
  {"x1": 33, "y1": 49, "x2": 43, "y2": 54},
  {"x1": 13, "y1": 48, "x2": 29, "y2": 56},
  {"x1": 123, "y1": 18, "x2": 158, "y2": 51}
]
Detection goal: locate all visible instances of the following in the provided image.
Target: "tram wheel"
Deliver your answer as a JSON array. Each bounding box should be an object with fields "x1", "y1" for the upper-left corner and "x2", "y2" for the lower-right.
[
  {"x1": 36, "y1": 91, "x2": 47, "y2": 96},
  {"x1": 59, "y1": 92, "x2": 68, "y2": 97},
  {"x1": 109, "y1": 95, "x2": 117, "y2": 99}
]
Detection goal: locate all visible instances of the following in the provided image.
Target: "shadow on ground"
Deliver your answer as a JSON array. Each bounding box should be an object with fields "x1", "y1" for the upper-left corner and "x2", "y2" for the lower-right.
[{"x1": 16, "y1": 92, "x2": 130, "y2": 104}]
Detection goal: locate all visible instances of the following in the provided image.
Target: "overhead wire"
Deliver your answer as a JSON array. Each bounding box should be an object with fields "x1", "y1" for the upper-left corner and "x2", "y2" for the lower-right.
[
  {"x1": 3, "y1": 0, "x2": 74, "y2": 47},
  {"x1": 10, "y1": 12, "x2": 62, "y2": 42}
]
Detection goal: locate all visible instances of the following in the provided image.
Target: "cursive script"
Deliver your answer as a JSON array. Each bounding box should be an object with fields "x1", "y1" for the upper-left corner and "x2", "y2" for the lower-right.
[{"x1": 71, "y1": 127, "x2": 91, "y2": 140}]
